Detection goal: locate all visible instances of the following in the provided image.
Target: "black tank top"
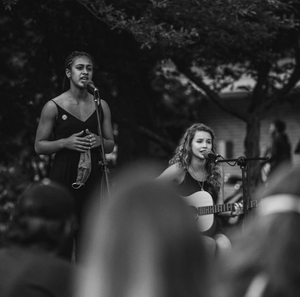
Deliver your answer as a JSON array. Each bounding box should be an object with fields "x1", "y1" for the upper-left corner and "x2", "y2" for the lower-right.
[
  {"x1": 175, "y1": 171, "x2": 218, "y2": 203},
  {"x1": 49, "y1": 100, "x2": 104, "y2": 212}
]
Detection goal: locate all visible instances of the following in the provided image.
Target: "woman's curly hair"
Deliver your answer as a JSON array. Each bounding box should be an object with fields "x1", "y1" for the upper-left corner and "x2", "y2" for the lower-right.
[{"x1": 169, "y1": 123, "x2": 222, "y2": 193}]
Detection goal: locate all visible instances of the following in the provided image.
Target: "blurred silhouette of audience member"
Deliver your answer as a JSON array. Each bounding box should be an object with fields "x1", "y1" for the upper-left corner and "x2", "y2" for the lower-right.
[
  {"x1": 75, "y1": 162, "x2": 213, "y2": 297},
  {"x1": 262, "y1": 119, "x2": 292, "y2": 181},
  {"x1": 214, "y1": 164, "x2": 300, "y2": 297},
  {"x1": 294, "y1": 135, "x2": 300, "y2": 154},
  {"x1": 0, "y1": 178, "x2": 77, "y2": 297}
]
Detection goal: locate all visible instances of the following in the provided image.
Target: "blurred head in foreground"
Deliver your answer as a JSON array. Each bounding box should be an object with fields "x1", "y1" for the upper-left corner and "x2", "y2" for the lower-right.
[
  {"x1": 76, "y1": 161, "x2": 212, "y2": 297},
  {"x1": 214, "y1": 164, "x2": 300, "y2": 297},
  {"x1": 6, "y1": 178, "x2": 76, "y2": 254}
]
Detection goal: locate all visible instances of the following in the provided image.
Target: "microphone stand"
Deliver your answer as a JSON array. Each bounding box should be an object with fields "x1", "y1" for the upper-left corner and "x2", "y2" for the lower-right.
[
  {"x1": 93, "y1": 88, "x2": 110, "y2": 200},
  {"x1": 216, "y1": 155, "x2": 268, "y2": 229}
]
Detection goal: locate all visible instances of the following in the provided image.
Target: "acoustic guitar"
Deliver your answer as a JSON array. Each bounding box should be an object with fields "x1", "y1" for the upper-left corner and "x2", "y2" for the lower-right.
[{"x1": 183, "y1": 191, "x2": 259, "y2": 232}]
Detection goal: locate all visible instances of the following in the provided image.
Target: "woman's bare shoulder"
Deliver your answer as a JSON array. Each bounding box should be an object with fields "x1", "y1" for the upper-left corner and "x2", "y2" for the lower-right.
[
  {"x1": 157, "y1": 163, "x2": 186, "y2": 184},
  {"x1": 40, "y1": 96, "x2": 62, "y2": 118},
  {"x1": 51, "y1": 93, "x2": 68, "y2": 105}
]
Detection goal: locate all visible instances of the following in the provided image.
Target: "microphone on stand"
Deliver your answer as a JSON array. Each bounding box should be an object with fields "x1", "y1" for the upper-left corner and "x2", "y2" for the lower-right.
[
  {"x1": 83, "y1": 80, "x2": 99, "y2": 96},
  {"x1": 202, "y1": 151, "x2": 220, "y2": 161}
]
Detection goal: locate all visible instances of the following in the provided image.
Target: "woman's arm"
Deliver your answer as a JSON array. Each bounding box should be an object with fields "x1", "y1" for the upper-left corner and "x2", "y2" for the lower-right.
[
  {"x1": 35, "y1": 101, "x2": 91, "y2": 155},
  {"x1": 99, "y1": 100, "x2": 115, "y2": 154},
  {"x1": 35, "y1": 100, "x2": 63, "y2": 155},
  {"x1": 86, "y1": 100, "x2": 115, "y2": 154}
]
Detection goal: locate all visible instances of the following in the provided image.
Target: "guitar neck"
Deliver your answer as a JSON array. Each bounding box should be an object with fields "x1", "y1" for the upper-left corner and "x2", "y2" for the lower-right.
[
  {"x1": 198, "y1": 200, "x2": 259, "y2": 215},
  {"x1": 198, "y1": 203, "x2": 235, "y2": 215}
]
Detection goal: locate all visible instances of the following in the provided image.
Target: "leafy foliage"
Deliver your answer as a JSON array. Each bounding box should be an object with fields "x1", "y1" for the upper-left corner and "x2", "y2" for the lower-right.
[
  {"x1": 2, "y1": 0, "x2": 17, "y2": 10},
  {"x1": 1, "y1": 0, "x2": 300, "y2": 223},
  {"x1": 75, "y1": 0, "x2": 300, "y2": 191}
]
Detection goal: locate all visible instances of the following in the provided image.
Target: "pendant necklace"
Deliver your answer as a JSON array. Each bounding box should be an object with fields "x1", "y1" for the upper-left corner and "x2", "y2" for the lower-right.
[
  {"x1": 190, "y1": 166, "x2": 206, "y2": 191},
  {"x1": 198, "y1": 180, "x2": 205, "y2": 191}
]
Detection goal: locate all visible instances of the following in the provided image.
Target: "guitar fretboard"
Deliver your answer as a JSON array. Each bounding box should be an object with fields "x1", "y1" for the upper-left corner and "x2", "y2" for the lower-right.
[
  {"x1": 197, "y1": 200, "x2": 259, "y2": 216},
  {"x1": 197, "y1": 203, "x2": 235, "y2": 215}
]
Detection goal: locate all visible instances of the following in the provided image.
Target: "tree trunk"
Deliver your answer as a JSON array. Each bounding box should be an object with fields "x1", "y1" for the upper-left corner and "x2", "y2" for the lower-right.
[{"x1": 244, "y1": 114, "x2": 262, "y2": 199}]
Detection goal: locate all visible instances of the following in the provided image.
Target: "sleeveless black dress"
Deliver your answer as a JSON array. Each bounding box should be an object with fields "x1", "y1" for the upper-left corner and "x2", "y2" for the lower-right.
[
  {"x1": 175, "y1": 171, "x2": 224, "y2": 237},
  {"x1": 49, "y1": 100, "x2": 104, "y2": 220}
]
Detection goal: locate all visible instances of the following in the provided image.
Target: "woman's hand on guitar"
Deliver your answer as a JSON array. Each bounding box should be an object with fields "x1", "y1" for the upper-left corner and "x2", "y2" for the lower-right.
[{"x1": 231, "y1": 202, "x2": 243, "y2": 216}]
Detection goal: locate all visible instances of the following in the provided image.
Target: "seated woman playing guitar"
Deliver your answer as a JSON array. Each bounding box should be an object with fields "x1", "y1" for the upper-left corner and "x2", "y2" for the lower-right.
[{"x1": 157, "y1": 123, "x2": 240, "y2": 258}]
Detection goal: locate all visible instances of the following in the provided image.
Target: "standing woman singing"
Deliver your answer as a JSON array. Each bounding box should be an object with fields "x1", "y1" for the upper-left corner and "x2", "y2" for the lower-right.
[
  {"x1": 34, "y1": 51, "x2": 115, "y2": 260},
  {"x1": 157, "y1": 123, "x2": 237, "y2": 258}
]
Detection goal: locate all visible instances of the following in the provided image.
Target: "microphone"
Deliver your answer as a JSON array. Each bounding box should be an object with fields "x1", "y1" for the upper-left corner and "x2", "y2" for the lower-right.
[
  {"x1": 83, "y1": 80, "x2": 99, "y2": 95},
  {"x1": 202, "y1": 151, "x2": 220, "y2": 161}
]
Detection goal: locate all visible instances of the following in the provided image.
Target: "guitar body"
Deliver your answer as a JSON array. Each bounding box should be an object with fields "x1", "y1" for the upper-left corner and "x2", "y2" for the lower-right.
[
  {"x1": 183, "y1": 191, "x2": 215, "y2": 232},
  {"x1": 183, "y1": 191, "x2": 260, "y2": 233}
]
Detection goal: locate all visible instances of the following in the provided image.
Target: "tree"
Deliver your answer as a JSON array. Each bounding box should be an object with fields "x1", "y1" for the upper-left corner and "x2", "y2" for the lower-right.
[
  {"x1": 74, "y1": 0, "x2": 300, "y2": 193},
  {"x1": 2, "y1": 0, "x2": 300, "y2": 195}
]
